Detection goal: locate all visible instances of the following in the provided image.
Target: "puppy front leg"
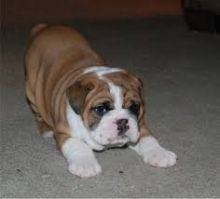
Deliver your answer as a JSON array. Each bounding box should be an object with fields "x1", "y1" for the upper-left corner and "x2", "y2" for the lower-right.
[
  {"x1": 55, "y1": 131, "x2": 102, "y2": 178},
  {"x1": 131, "y1": 121, "x2": 177, "y2": 168}
]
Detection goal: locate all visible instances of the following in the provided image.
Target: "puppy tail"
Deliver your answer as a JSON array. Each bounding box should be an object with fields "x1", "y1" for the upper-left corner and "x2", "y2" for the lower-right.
[{"x1": 30, "y1": 23, "x2": 48, "y2": 37}]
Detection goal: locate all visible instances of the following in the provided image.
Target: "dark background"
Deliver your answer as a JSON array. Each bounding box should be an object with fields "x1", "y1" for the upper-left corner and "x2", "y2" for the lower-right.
[{"x1": 2, "y1": 0, "x2": 181, "y2": 26}]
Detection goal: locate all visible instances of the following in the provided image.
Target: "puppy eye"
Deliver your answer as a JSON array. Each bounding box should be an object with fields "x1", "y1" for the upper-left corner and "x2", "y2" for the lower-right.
[
  {"x1": 93, "y1": 102, "x2": 112, "y2": 116},
  {"x1": 129, "y1": 102, "x2": 140, "y2": 116}
]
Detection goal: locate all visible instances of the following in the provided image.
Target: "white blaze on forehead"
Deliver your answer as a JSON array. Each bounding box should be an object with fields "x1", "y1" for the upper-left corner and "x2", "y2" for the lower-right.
[{"x1": 108, "y1": 82, "x2": 123, "y2": 110}]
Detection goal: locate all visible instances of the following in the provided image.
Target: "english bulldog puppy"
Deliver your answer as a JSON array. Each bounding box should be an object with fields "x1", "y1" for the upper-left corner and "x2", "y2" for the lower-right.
[{"x1": 25, "y1": 24, "x2": 177, "y2": 178}]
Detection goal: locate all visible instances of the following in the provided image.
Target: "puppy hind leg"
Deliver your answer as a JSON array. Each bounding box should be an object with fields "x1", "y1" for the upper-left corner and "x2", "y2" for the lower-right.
[
  {"x1": 25, "y1": 83, "x2": 53, "y2": 137},
  {"x1": 37, "y1": 117, "x2": 54, "y2": 138}
]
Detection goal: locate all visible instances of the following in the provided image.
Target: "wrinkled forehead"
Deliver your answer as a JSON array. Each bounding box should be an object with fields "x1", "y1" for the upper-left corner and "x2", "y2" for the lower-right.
[{"x1": 83, "y1": 66, "x2": 141, "y2": 107}]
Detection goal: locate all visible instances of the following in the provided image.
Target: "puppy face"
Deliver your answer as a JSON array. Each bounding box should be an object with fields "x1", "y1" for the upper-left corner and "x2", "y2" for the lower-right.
[{"x1": 67, "y1": 69, "x2": 144, "y2": 148}]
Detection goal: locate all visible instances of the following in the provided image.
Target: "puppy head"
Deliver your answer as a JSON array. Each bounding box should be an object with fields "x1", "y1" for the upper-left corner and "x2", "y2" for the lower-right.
[{"x1": 67, "y1": 70, "x2": 144, "y2": 148}]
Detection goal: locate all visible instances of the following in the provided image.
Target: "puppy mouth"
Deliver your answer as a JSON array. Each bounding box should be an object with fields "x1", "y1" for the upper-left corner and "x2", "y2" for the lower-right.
[
  {"x1": 91, "y1": 129, "x2": 139, "y2": 149},
  {"x1": 104, "y1": 142, "x2": 127, "y2": 149},
  {"x1": 101, "y1": 137, "x2": 129, "y2": 148}
]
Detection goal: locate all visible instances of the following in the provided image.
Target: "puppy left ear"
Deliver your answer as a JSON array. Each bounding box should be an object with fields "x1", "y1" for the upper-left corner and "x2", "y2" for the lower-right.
[{"x1": 67, "y1": 81, "x2": 94, "y2": 114}]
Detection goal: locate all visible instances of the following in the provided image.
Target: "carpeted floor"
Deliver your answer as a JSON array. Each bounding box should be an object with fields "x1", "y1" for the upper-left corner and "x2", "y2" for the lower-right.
[{"x1": 1, "y1": 17, "x2": 220, "y2": 197}]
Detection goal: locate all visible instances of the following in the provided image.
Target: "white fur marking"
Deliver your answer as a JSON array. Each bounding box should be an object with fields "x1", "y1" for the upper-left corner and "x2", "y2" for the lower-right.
[
  {"x1": 62, "y1": 138, "x2": 102, "y2": 178},
  {"x1": 131, "y1": 136, "x2": 177, "y2": 167},
  {"x1": 108, "y1": 82, "x2": 123, "y2": 110},
  {"x1": 83, "y1": 66, "x2": 124, "y2": 77}
]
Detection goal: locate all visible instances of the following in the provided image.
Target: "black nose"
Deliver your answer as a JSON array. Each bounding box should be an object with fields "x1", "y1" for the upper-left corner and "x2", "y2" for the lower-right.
[{"x1": 116, "y1": 118, "x2": 129, "y2": 135}]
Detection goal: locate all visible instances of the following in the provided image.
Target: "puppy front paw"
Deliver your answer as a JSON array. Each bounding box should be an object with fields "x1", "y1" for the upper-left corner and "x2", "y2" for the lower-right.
[
  {"x1": 62, "y1": 138, "x2": 102, "y2": 178},
  {"x1": 68, "y1": 154, "x2": 102, "y2": 178},
  {"x1": 131, "y1": 135, "x2": 177, "y2": 168},
  {"x1": 143, "y1": 147, "x2": 177, "y2": 168}
]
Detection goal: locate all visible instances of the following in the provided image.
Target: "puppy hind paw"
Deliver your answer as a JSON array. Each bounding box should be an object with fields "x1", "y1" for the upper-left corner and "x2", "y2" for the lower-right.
[{"x1": 42, "y1": 130, "x2": 54, "y2": 138}]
